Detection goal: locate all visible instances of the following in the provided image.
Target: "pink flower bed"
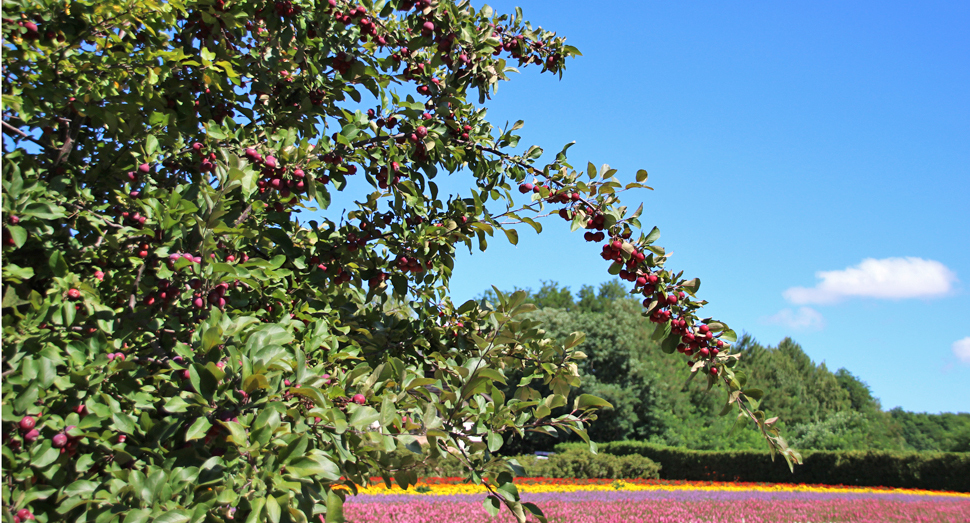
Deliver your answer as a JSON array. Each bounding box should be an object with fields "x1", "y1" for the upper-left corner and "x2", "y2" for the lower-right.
[
  {"x1": 345, "y1": 499, "x2": 970, "y2": 523},
  {"x1": 344, "y1": 483, "x2": 970, "y2": 523}
]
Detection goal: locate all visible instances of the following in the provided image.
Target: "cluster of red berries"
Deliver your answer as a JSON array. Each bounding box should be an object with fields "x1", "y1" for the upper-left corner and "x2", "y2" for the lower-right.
[
  {"x1": 120, "y1": 210, "x2": 147, "y2": 228},
  {"x1": 368, "y1": 271, "x2": 390, "y2": 289},
  {"x1": 376, "y1": 161, "x2": 407, "y2": 189},
  {"x1": 396, "y1": 0, "x2": 432, "y2": 11},
  {"x1": 194, "y1": 281, "x2": 230, "y2": 310},
  {"x1": 331, "y1": 51, "x2": 356, "y2": 76},
  {"x1": 330, "y1": 4, "x2": 385, "y2": 44},
  {"x1": 488, "y1": 26, "x2": 560, "y2": 71},
  {"x1": 191, "y1": 143, "x2": 218, "y2": 173},
  {"x1": 253, "y1": 153, "x2": 308, "y2": 198},
  {"x1": 166, "y1": 252, "x2": 203, "y2": 269},
  {"x1": 395, "y1": 254, "x2": 431, "y2": 274},
  {"x1": 677, "y1": 323, "x2": 725, "y2": 375},
  {"x1": 142, "y1": 278, "x2": 180, "y2": 309},
  {"x1": 366, "y1": 108, "x2": 399, "y2": 130},
  {"x1": 10, "y1": 18, "x2": 40, "y2": 41},
  {"x1": 600, "y1": 238, "x2": 646, "y2": 268},
  {"x1": 274, "y1": 0, "x2": 302, "y2": 17},
  {"x1": 14, "y1": 415, "x2": 83, "y2": 458}
]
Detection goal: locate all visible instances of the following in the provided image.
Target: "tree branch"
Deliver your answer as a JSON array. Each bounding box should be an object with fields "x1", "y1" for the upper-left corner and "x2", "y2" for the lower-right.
[{"x1": 1, "y1": 120, "x2": 57, "y2": 153}]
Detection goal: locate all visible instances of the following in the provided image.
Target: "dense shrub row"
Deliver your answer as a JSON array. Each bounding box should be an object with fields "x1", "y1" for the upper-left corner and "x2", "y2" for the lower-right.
[
  {"x1": 524, "y1": 448, "x2": 661, "y2": 479},
  {"x1": 398, "y1": 448, "x2": 661, "y2": 480},
  {"x1": 556, "y1": 441, "x2": 970, "y2": 492}
]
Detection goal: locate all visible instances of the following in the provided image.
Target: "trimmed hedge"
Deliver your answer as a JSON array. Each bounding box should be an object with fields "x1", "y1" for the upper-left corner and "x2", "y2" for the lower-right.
[
  {"x1": 392, "y1": 448, "x2": 660, "y2": 480},
  {"x1": 524, "y1": 448, "x2": 661, "y2": 479},
  {"x1": 556, "y1": 441, "x2": 970, "y2": 492}
]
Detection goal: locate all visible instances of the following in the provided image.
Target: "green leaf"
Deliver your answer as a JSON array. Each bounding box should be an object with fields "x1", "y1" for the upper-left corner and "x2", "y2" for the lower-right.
[
  {"x1": 379, "y1": 396, "x2": 396, "y2": 428},
  {"x1": 504, "y1": 228, "x2": 518, "y2": 245},
  {"x1": 534, "y1": 404, "x2": 551, "y2": 419},
  {"x1": 202, "y1": 326, "x2": 222, "y2": 352},
  {"x1": 6, "y1": 226, "x2": 27, "y2": 248},
  {"x1": 279, "y1": 434, "x2": 310, "y2": 465},
  {"x1": 63, "y1": 480, "x2": 99, "y2": 498},
  {"x1": 112, "y1": 412, "x2": 136, "y2": 434},
  {"x1": 265, "y1": 495, "x2": 281, "y2": 523},
  {"x1": 163, "y1": 396, "x2": 190, "y2": 413},
  {"x1": 189, "y1": 364, "x2": 217, "y2": 401},
  {"x1": 326, "y1": 489, "x2": 345, "y2": 523},
  {"x1": 477, "y1": 368, "x2": 507, "y2": 385},
  {"x1": 636, "y1": 169, "x2": 648, "y2": 182},
  {"x1": 23, "y1": 202, "x2": 65, "y2": 220},
  {"x1": 242, "y1": 373, "x2": 269, "y2": 392},
  {"x1": 222, "y1": 421, "x2": 249, "y2": 447},
  {"x1": 651, "y1": 320, "x2": 671, "y2": 341},
  {"x1": 289, "y1": 455, "x2": 341, "y2": 481},
  {"x1": 145, "y1": 135, "x2": 158, "y2": 156},
  {"x1": 122, "y1": 509, "x2": 151, "y2": 523},
  {"x1": 682, "y1": 278, "x2": 700, "y2": 294},
  {"x1": 48, "y1": 250, "x2": 68, "y2": 277},
  {"x1": 742, "y1": 388, "x2": 764, "y2": 401},
  {"x1": 661, "y1": 333, "x2": 680, "y2": 354},
  {"x1": 185, "y1": 417, "x2": 212, "y2": 441},
  {"x1": 563, "y1": 331, "x2": 585, "y2": 349},
  {"x1": 483, "y1": 496, "x2": 501, "y2": 517},
  {"x1": 245, "y1": 498, "x2": 265, "y2": 523},
  {"x1": 574, "y1": 394, "x2": 613, "y2": 411},
  {"x1": 154, "y1": 510, "x2": 191, "y2": 523},
  {"x1": 348, "y1": 405, "x2": 380, "y2": 430},
  {"x1": 487, "y1": 432, "x2": 504, "y2": 453},
  {"x1": 2, "y1": 264, "x2": 33, "y2": 282},
  {"x1": 643, "y1": 226, "x2": 661, "y2": 245}
]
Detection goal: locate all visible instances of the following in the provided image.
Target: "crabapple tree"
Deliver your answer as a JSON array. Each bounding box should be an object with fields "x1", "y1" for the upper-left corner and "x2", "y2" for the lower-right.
[{"x1": 1, "y1": 0, "x2": 799, "y2": 522}]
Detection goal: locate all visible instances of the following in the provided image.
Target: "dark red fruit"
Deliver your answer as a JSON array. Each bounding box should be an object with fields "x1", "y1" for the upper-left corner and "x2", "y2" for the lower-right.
[{"x1": 52, "y1": 433, "x2": 68, "y2": 448}]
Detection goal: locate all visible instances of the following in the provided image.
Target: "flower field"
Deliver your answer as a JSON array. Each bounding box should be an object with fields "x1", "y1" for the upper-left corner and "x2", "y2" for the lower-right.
[{"x1": 342, "y1": 478, "x2": 970, "y2": 522}]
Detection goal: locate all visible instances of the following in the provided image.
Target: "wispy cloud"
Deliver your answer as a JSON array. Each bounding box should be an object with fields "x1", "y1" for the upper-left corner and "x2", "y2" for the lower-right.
[
  {"x1": 762, "y1": 307, "x2": 825, "y2": 330},
  {"x1": 953, "y1": 337, "x2": 970, "y2": 364},
  {"x1": 783, "y1": 257, "x2": 957, "y2": 305}
]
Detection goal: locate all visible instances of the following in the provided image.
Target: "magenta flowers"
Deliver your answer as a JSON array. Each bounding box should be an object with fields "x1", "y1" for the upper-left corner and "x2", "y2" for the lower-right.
[{"x1": 343, "y1": 478, "x2": 970, "y2": 522}]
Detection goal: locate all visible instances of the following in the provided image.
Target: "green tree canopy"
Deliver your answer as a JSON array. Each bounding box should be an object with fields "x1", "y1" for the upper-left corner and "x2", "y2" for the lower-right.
[{"x1": 2, "y1": 1, "x2": 796, "y2": 522}]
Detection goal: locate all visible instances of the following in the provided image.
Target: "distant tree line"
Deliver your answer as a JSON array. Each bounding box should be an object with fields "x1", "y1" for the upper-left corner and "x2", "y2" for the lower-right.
[{"x1": 480, "y1": 280, "x2": 970, "y2": 454}]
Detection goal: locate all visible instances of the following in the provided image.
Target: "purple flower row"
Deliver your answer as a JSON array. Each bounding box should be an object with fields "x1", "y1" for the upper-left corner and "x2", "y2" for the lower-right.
[{"x1": 348, "y1": 488, "x2": 960, "y2": 504}]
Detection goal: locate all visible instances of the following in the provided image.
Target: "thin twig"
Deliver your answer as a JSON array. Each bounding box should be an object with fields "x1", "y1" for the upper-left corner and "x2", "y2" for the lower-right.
[
  {"x1": 1, "y1": 121, "x2": 57, "y2": 152},
  {"x1": 128, "y1": 263, "x2": 145, "y2": 312}
]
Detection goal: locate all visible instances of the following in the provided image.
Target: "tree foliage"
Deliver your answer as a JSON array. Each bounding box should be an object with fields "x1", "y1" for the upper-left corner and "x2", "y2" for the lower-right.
[
  {"x1": 489, "y1": 281, "x2": 968, "y2": 455},
  {"x1": 3, "y1": 1, "x2": 795, "y2": 522}
]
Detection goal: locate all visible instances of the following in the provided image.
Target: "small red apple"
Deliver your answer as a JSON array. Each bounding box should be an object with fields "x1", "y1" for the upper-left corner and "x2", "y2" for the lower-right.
[{"x1": 19, "y1": 416, "x2": 36, "y2": 431}]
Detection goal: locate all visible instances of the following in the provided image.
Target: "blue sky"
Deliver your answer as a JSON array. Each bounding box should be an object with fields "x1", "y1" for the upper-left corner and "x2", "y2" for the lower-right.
[{"x1": 397, "y1": 1, "x2": 969, "y2": 414}]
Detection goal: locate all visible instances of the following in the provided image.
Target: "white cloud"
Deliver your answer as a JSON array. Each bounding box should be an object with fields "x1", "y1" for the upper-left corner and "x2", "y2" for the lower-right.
[
  {"x1": 763, "y1": 307, "x2": 825, "y2": 330},
  {"x1": 783, "y1": 257, "x2": 957, "y2": 305},
  {"x1": 953, "y1": 337, "x2": 970, "y2": 364}
]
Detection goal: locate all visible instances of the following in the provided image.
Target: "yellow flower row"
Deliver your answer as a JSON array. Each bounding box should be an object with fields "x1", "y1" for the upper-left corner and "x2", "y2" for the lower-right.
[{"x1": 351, "y1": 479, "x2": 970, "y2": 498}]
